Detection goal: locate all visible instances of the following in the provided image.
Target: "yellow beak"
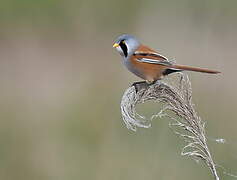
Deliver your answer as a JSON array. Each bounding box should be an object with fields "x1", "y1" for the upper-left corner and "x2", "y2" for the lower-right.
[{"x1": 113, "y1": 43, "x2": 119, "y2": 48}]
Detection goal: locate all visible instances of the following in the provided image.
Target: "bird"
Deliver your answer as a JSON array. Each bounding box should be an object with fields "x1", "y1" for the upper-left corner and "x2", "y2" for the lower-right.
[{"x1": 113, "y1": 34, "x2": 220, "y2": 85}]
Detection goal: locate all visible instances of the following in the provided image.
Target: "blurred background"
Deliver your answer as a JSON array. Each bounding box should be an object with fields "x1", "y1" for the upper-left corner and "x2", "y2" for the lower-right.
[{"x1": 0, "y1": 0, "x2": 237, "y2": 179}]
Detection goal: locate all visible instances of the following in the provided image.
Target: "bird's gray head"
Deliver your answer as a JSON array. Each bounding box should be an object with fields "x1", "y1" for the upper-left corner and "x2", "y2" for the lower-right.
[{"x1": 113, "y1": 34, "x2": 140, "y2": 58}]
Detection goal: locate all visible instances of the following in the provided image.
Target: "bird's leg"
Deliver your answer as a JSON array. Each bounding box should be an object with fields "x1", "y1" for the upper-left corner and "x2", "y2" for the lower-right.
[
  {"x1": 132, "y1": 79, "x2": 160, "y2": 93},
  {"x1": 132, "y1": 81, "x2": 146, "y2": 86},
  {"x1": 131, "y1": 81, "x2": 148, "y2": 93},
  {"x1": 132, "y1": 80, "x2": 158, "y2": 93}
]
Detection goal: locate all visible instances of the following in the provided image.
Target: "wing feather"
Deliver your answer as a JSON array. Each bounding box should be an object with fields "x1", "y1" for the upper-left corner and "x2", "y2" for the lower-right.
[
  {"x1": 134, "y1": 51, "x2": 172, "y2": 66},
  {"x1": 136, "y1": 58, "x2": 172, "y2": 66}
]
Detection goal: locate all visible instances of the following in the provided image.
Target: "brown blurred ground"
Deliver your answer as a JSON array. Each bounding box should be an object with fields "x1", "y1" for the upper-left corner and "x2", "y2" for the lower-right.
[{"x1": 0, "y1": 0, "x2": 236, "y2": 179}]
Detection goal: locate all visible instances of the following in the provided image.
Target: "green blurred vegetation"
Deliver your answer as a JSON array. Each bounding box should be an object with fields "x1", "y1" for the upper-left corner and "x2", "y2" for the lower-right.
[{"x1": 0, "y1": 0, "x2": 236, "y2": 179}]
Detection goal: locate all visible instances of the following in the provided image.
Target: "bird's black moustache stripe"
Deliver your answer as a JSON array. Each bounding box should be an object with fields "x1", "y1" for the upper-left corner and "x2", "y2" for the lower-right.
[{"x1": 119, "y1": 42, "x2": 128, "y2": 57}]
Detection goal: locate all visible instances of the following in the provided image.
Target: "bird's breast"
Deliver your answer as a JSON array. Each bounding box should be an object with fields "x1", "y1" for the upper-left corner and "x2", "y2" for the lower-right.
[{"x1": 123, "y1": 58, "x2": 146, "y2": 80}]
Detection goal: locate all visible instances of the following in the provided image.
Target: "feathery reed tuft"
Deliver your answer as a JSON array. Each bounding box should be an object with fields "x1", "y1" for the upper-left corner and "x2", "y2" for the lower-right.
[{"x1": 120, "y1": 73, "x2": 219, "y2": 180}]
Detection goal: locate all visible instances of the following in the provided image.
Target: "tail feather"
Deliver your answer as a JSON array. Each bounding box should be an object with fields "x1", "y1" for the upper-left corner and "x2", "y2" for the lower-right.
[{"x1": 170, "y1": 64, "x2": 221, "y2": 74}]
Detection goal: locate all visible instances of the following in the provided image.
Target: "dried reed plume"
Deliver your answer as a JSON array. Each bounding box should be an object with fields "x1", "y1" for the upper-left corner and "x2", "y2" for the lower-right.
[{"x1": 120, "y1": 73, "x2": 219, "y2": 180}]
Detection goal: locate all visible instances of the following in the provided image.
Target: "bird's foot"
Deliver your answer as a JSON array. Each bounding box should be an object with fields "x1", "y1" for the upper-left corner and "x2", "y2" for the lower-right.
[
  {"x1": 132, "y1": 81, "x2": 147, "y2": 93},
  {"x1": 145, "y1": 80, "x2": 156, "y2": 85},
  {"x1": 132, "y1": 80, "x2": 158, "y2": 93}
]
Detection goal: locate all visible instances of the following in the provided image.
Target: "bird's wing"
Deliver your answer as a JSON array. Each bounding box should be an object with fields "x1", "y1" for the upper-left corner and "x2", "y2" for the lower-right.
[
  {"x1": 134, "y1": 51, "x2": 220, "y2": 74},
  {"x1": 136, "y1": 58, "x2": 172, "y2": 66},
  {"x1": 134, "y1": 51, "x2": 172, "y2": 66}
]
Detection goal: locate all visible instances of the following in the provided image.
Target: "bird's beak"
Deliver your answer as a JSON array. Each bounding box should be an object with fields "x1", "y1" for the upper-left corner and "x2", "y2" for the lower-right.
[{"x1": 113, "y1": 43, "x2": 119, "y2": 48}]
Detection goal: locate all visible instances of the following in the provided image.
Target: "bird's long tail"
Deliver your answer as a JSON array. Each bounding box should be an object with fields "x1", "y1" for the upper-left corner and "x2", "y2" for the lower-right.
[{"x1": 170, "y1": 64, "x2": 220, "y2": 74}]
